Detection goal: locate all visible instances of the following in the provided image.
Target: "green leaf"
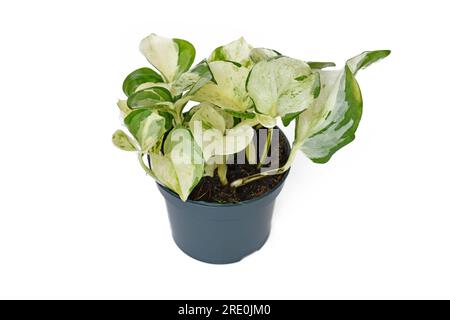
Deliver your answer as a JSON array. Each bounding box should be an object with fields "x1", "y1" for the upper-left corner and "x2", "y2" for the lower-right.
[
  {"x1": 122, "y1": 67, "x2": 164, "y2": 97},
  {"x1": 173, "y1": 38, "x2": 196, "y2": 77},
  {"x1": 187, "y1": 60, "x2": 215, "y2": 94},
  {"x1": 307, "y1": 61, "x2": 336, "y2": 70},
  {"x1": 247, "y1": 56, "x2": 318, "y2": 117},
  {"x1": 124, "y1": 109, "x2": 167, "y2": 153},
  {"x1": 282, "y1": 111, "x2": 303, "y2": 126},
  {"x1": 224, "y1": 109, "x2": 256, "y2": 119},
  {"x1": 153, "y1": 127, "x2": 204, "y2": 201},
  {"x1": 139, "y1": 34, "x2": 196, "y2": 82},
  {"x1": 192, "y1": 61, "x2": 252, "y2": 113},
  {"x1": 346, "y1": 50, "x2": 391, "y2": 74},
  {"x1": 127, "y1": 86, "x2": 173, "y2": 109},
  {"x1": 209, "y1": 37, "x2": 253, "y2": 68},
  {"x1": 112, "y1": 130, "x2": 137, "y2": 151},
  {"x1": 297, "y1": 50, "x2": 391, "y2": 163}
]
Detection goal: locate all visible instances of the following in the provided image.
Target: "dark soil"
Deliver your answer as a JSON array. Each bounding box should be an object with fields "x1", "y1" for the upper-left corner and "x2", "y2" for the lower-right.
[{"x1": 189, "y1": 127, "x2": 290, "y2": 203}]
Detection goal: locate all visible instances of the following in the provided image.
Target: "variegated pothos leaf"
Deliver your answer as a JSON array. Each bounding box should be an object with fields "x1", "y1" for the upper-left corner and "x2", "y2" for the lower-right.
[
  {"x1": 139, "y1": 34, "x2": 195, "y2": 82},
  {"x1": 297, "y1": 50, "x2": 391, "y2": 163},
  {"x1": 247, "y1": 56, "x2": 319, "y2": 118},
  {"x1": 152, "y1": 127, "x2": 204, "y2": 201},
  {"x1": 192, "y1": 61, "x2": 252, "y2": 113}
]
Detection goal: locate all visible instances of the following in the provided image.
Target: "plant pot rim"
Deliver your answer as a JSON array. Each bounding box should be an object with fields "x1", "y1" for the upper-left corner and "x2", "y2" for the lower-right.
[
  {"x1": 156, "y1": 125, "x2": 291, "y2": 207},
  {"x1": 156, "y1": 168, "x2": 289, "y2": 208}
]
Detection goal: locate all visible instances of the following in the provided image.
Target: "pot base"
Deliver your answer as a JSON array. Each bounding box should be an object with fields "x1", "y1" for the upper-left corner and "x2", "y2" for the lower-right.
[
  {"x1": 172, "y1": 232, "x2": 271, "y2": 264},
  {"x1": 158, "y1": 178, "x2": 285, "y2": 264}
]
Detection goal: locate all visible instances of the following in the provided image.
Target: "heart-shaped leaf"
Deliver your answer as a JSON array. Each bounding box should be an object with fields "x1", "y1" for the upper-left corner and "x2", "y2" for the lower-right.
[
  {"x1": 297, "y1": 50, "x2": 391, "y2": 163},
  {"x1": 193, "y1": 61, "x2": 252, "y2": 113},
  {"x1": 209, "y1": 37, "x2": 253, "y2": 68},
  {"x1": 139, "y1": 34, "x2": 195, "y2": 83},
  {"x1": 152, "y1": 127, "x2": 204, "y2": 201},
  {"x1": 250, "y1": 48, "x2": 281, "y2": 63},
  {"x1": 122, "y1": 67, "x2": 164, "y2": 97},
  {"x1": 124, "y1": 109, "x2": 167, "y2": 153},
  {"x1": 189, "y1": 103, "x2": 252, "y2": 160},
  {"x1": 247, "y1": 56, "x2": 319, "y2": 118},
  {"x1": 127, "y1": 86, "x2": 173, "y2": 109}
]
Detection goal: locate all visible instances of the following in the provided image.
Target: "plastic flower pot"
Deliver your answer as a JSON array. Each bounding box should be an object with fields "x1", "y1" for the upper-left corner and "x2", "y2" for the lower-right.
[{"x1": 156, "y1": 129, "x2": 290, "y2": 264}]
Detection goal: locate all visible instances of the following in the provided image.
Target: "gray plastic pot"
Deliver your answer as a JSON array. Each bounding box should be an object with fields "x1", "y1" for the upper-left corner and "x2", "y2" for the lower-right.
[
  {"x1": 156, "y1": 127, "x2": 290, "y2": 264},
  {"x1": 157, "y1": 171, "x2": 288, "y2": 264}
]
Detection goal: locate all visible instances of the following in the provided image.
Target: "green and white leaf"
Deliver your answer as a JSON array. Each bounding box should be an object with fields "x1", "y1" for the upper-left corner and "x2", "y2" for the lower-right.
[
  {"x1": 112, "y1": 130, "x2": 137, "y2": 151},
  {"x1": 189, "y1": 103, "x2": 253, "y2": 161},
  {"x1": 139, "y1": 34, "x2": 195, "y2": 82},
  {"x1": 250, "y1": 48, "x2": 280, "y2": 63},
  {"x1": 122, "y1": 67, "x2": 164, "y2": 97},
  {"x1": 209, "y1": 37, "x2": 253, "y2": 68},
  {"x1": 247, "y1": 56, "x2": 318, "y2": 118},
  {"x1": 256, "y1": 113, "x2": 277, "y2": 128},
  {"x1": 219, "y1": 125, "x2": 254, "y2": 156},
  {"x1": 170, "y1": 60, "x2": 214, "y2": 96},
  {"x1": 127, "y1": 86, "x2": 173, "y2": 109},
  {"x1": 203, "y1": 155, "x2": 227, "y2": 177},
  {"x1": 192, "y1": 61, "x2": 252, "y2": 113},
  {"x1": 117, "y1": 99, "x2": 131, "y2": 115},
  {"x1": 307, "y1": 61, "x2": 336, "y2": 70},
  {"x1": 124, "y1": 109, "x2": 167, "y2": 153},
  {"x1": 134, "y1": 82, "x2": 172, "y2": 94},
  {"x1": 153, "y1": 127, "x2": 203, "y2": 201},
  {"x1": 297, "y1": 50, "x2": 391, "y2": 163}
]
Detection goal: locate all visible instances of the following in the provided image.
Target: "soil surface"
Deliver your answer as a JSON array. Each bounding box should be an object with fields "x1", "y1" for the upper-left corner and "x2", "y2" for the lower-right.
[{"x1": 189, "y1": 127, "x2": 290, "y2": 203}]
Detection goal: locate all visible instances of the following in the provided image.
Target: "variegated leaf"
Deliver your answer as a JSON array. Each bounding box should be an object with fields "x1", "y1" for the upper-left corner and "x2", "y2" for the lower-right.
[
  {"x1": 297, "y1": 50, "x2": 391, "y2": 163},
  {"x1": 112, "y1": 130, "x2": 137, "y2": 151},
  {"x1": 153, "y1": 127, "x2": 204, "y2": 201},
  {"x1": 192, "y1": 61, "x2": 252, "y2": 113},
  {"x1": 124, "y1": 109, "x2": 167, "y2": 153},
  {"x1": 139, "y1": 34, "x2": 195, "y2": 82},
  {"x1": 247, "y1": 56, "x2": 319, "y2": 117},
  {"x1": 209, "y1": 37, "x2": 253, "y2": 68}
]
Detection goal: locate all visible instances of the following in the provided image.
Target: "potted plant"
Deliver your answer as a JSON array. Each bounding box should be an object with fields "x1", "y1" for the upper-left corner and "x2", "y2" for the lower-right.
[{"x1": 112, "y1": 34, "x2": 390, "y2": 264}]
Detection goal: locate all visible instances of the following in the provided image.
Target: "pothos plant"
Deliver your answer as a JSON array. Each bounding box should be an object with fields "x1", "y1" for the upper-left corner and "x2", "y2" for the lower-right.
[{"x1": 113, "y1": 34, "x2": 390, "y2": 201}]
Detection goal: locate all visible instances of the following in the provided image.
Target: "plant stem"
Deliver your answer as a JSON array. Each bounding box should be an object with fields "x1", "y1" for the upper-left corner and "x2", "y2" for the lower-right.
[
  {"x1": 257, "y1": 127, "x2": 273, "y2": 168},
  {"x1": 217, "y1": 163, "x2": 228, "y2": 185},
  {"x1": 230, "y1": 144, "x2": 300, "y2": 189},
  {"x1": 232, "y1": 117, "x2": 304, "y2": 189},
  {"x1": 245, "y1": 141, "x2": 258, "y2": 164},
  {"x1": 138, "y1": 152, "x2": 156, "y2": 179}
]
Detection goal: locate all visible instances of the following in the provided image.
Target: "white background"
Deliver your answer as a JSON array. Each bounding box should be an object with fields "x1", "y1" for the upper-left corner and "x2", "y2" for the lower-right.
[{"x1": 0, "y1": 0, "x2": 449, "y2": 299}]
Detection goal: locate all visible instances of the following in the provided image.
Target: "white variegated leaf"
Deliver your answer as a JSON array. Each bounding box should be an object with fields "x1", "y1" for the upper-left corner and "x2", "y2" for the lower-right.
[
  {"x1": 297, "y1": 50, "x2": 391, "y2": 163},
  {"x1": 247, "y1": 57, "x2": 318, "y2": 117},
  {"x1": 189, "y1": 103, "x2": 227, "y2": 134},
  {"x1": 209, "y1": 37, "x2": 253, "y2": 67},
  {"x1": 134, "y1": 82, "x2": 171, "y2": 93},
  {"x1": 139, "y1": 34, "x2": 195, "y2": 83},
  {"x1": 256, "y1": 114, "x2": 277, "y2": 128},
  {"x1": 250, "y1": 48, "x2": 280, "y2": 63},
  {"x1": 151, "y1": 153, "x2": 179, "y2": 191},
  {"x1": 112, "y1": 130, "x2": 137, "y2": 151},
  {"x1": 218, "y1": 125, "x2": 255, "y2": 156},
  {"x1": 189, "y1": 103, "x2": 254, "y2": 160},
  {"x1": 124, "y1": 109, "x2": 167, "y2": 153},
  {"x1": 117, "y1": 99, "x2": 131, "y2": 115},
  {"x1": 153, "y1": 127, "x2": 204, "y2": 201},
  {"x1": 192, "y1": 61, "x2": 252, "y2": 113}
]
